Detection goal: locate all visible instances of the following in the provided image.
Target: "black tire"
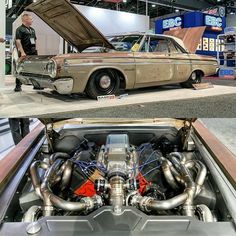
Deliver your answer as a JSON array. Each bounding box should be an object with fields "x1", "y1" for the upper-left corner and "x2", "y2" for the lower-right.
[
  {"x1": 181, "y1": 71, "x2": 202, "y2": 88},
  {"x1": 85, "y1": 69, "x2": 120, "y2": 99}
]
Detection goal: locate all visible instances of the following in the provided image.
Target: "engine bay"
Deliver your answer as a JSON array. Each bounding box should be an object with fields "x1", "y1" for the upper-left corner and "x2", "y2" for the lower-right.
[{"x1": 4, "y1": 125, "x2": 233, "y2": 225}]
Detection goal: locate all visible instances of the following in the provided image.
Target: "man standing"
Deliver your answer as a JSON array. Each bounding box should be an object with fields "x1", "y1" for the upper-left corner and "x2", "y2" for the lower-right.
[{"x1": 15, "y1": 13, "x2": 37, "y2": 92}]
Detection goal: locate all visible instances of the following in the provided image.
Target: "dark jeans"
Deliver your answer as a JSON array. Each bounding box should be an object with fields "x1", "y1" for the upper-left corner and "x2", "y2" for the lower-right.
[{"x1": 9, "y1": 118, "x2": 30, "y2": 145}]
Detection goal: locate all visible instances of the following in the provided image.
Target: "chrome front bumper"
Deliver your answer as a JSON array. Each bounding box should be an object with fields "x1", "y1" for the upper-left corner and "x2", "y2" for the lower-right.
[{"x1": 17, "y1": 75, "x2": 74, "y2": 94}]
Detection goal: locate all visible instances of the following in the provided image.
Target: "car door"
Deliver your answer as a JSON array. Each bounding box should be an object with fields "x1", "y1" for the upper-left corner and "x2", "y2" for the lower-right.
[
  {"x1": 133, "y1": 36, "x2": 174, "y2": 87},
  {"x1": 168, "y1": 39, "x2": 192, "y2": 82}
]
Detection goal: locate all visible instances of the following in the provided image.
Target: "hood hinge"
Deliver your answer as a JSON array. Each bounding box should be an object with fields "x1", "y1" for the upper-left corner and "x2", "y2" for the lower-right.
[
  {"x1": 182, "y1": 119, "x2": 196, "y2": 150},
  {"x1": 45, "y1": 123, "x2": 54, "y2": 153}
]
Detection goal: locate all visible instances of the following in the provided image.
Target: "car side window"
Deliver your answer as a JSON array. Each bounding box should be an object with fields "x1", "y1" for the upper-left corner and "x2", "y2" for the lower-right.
[
  {"x1": 154, "y1": 40, "x2": 169, "y2": 53},
  {"x1": 168, "y1": 40, "x2": 183, "y2": 53},
  {"x1": 150, "y1": 37, "x2": 169, "y2": 53},
  {"x1": 117, "y1": 35, "x2": 143, "y2": 51},
  {"x1": 140, "y1": 37, "x2": 169, "y2": 53}
]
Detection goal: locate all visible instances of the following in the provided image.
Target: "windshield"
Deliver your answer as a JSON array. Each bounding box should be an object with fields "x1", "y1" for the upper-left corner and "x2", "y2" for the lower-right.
[
  {"x1": 108, "y1": 35, "x2": 143, "y2": 51},
  {"x1": 75, "y1": 35, "x2": 144, "y2": 53}
]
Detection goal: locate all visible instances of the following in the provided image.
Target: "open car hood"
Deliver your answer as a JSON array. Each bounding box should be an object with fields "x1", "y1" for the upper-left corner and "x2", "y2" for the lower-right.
[{"x1": 26, "y1": 0, "x2": 115, "y2": 52}]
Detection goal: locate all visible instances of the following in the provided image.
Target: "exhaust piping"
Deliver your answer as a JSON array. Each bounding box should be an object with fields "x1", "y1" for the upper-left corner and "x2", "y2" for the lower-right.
[
  {"x1": 162, "y1": 159, "x2": 179, "y2": 190},
  {"x1": 30, "y1": 161, "x2": 49, "y2": 199},
  {"x1": 169, "y1": 154, "x2": 196, "y2": 217},
  {"x1": 39, "y1": 159, "x2": 102, "y2": 216},
  {"x1": 185, "y1": 160, "x2": 207, "y2": 196},
  {"x1": 49, "y1": 152, "x2": 70, "y2": 165}
]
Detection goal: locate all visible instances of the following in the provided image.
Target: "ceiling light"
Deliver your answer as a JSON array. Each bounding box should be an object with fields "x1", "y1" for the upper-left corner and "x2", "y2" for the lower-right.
[
  {"x1": 229, "y1": 8, "x2": 235, "y2": 15},
  {"x1": 175, "y1": 9, "x2": 179, "y2": 12},
  {"x1": 152, "y1": 4, "x2": 156, "y2": 7}
]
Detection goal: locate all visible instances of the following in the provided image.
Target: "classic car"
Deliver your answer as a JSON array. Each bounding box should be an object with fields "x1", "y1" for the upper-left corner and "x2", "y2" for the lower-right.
[
  {"x1": 15, "y1": 0, "x2": 218, "y2": 99},
  {"x1": 0, "y1": 118, "x2": 236, "y2": 236}
]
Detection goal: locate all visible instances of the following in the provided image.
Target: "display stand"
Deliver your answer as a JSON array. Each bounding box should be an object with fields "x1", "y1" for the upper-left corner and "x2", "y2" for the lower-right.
[{"x1": 217, "y1": 27, "x2": 236, "y2": 79}]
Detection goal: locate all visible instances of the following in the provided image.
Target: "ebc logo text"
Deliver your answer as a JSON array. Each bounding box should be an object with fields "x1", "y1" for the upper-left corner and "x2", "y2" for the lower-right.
[
  {"x1": 205, "y1": 15, "x2": 222, "y2": 27},
  {"x1": 219, "y1": 69, "x2": 234, "y2": 76},
  {"x1": 163, "y1": 17, "x2": 182, "y2": 29}
]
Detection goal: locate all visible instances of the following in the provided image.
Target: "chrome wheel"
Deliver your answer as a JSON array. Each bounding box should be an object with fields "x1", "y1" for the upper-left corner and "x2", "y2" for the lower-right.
[
  {"x1": 99, "y1": 75, "x2": 111, "y2": 89},
  {"x1": 180, "y1": 71, "x2": 203, "y2": 88},
  {"x1": 86, "y1": 69, "x2": 120, "y2": 99},
  {"x1": 191, "y1": 71, "x2": 197, "y2": 81}
]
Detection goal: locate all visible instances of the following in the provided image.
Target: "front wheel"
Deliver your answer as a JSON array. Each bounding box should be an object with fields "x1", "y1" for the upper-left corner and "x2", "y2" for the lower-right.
[
  {"x1": 85, "y1": 70, "x2": 120, "y2": 99},
  {"x1": 180, "y1": 71, "x2": 202, "y2": 88}
]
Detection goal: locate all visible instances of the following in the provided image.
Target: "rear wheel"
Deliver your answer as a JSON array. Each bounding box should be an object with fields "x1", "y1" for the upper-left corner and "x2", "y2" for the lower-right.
[
  {"x1": 85, "y1": 69, "x2": 120, "y2": 99},
  {"x1": 181, "y1": 71, "x2": 202, "y2": 88}
]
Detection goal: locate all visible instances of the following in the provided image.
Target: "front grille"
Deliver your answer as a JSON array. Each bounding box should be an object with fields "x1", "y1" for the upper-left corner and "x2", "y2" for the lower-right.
[{"x1": 20, "y1": 73, "x2": 51, "y2": 79}]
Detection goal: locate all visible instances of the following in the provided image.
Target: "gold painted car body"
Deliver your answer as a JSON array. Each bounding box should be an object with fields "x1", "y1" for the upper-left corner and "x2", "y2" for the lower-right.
[
  {"x1": 57, "y1": 48, "x2": 217, "y2": 92},
  {"x1": 16, "y1": 0, "x2": 218, "y2": 97}
]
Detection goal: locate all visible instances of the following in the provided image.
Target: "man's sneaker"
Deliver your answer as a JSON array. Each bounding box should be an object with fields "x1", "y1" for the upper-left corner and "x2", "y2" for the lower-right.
[{"x1": 14, "y1": 86, "x2": 22, "y2": 92}]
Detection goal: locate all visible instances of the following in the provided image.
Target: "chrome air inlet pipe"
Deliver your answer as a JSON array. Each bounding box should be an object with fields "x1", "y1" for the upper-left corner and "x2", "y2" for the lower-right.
[
  {"x1": 49, "y1": 194, "x2": 102, "y2": 212},
  {"x1": 132, "y1": 192, "x2": 189, "y2": 212},
  {"x1": 49, "y1": 194, "x2": 87, "y2": 212},
  {"x1": 22, "y1": 206, "x2": 42, "y2": 222},
  {"x1": 195, "y1": 204, "x2": 214, "y2": 222},
  {"x1": 109, "y1": 175, "x2": 126, "y2": 213}
]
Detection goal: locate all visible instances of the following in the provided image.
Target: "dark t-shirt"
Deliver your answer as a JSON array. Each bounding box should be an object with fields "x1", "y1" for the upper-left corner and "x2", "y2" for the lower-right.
[{"x1": 15, "y1": 24, "x2": 37, "y2": 55}]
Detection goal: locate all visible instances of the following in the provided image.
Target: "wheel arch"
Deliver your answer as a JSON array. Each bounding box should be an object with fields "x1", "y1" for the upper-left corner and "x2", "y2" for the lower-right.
[{"x1": 189, "y1": 69, "x2": 205, "y2": 78}]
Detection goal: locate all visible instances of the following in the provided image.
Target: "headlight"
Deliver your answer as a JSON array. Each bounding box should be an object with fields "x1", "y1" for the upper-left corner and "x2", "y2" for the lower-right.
[
  {"x1": 16, "y1": 62, "x2": 24, "y2": 74},
  {"x1": 45, "y1": 60, "x2": 57, "y2": 78}
]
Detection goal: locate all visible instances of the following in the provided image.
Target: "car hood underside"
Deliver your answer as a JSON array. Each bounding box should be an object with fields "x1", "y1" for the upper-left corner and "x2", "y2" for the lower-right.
[{"x1": 26, "y1": 0, "x2": 115, "y2": 52}]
